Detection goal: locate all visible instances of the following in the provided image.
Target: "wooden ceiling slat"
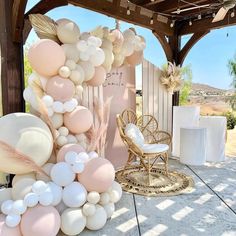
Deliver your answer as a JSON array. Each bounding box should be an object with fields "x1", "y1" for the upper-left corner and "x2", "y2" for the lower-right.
[{"x1": 12, "y1": 0, "x2": 28, "y2": 42}]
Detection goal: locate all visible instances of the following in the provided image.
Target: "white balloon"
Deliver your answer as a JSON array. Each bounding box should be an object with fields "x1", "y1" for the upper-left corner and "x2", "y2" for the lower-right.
[
  {"x1": 12, "y1": 173, "x2": 36, "y2": 186},
  {"x1": 61, "y1": 44, "x2": 80, "y2": 62},
  {"x1": 50, "y1": 162, "x2": 75, "y2": 186},
  {"x1": 108, "y1": 181, "x2": 122, "y2": 203},
  {"x1": 76, "y1": 85, "x2": 83, "y2": 95},
  {"x1": 5, "y1": 214, "x2": 21, "y2": 227},
  {"x1": 86, "y1": 45, "x2": 96, "y2": 55},
  {"x1": 95, "y1": 37, "x2": 102, "y2": 47},
  {"x1": 59, "y1": 66, "x2": 71, "y2": 78},
  {"x1": 87, "y1": 191, "x2": 100, "y2": 204},
  {"x1": 70, "y1": 66, "x2": 85, "y2": 85},
  {"x1": 103, "y1": 202, "x2": 115, "y2": 218},
  {"x1": 99, "y1": 192, "x2": 110, "y2": 205},
  {"x1": 42, "y1": 95, "x2": 54, "y2": 107},
  {"x1": 88, "y1": 151, "x2": 99, "y2": 160},
  {"x1": 72, "y1": 162, "x2": 84, "y2": 173},
  {"x1": 61, "y1": 208, "x2": 86, "y2": 235},
  {"x1": 66, "y1": 134, "x2": 78, "y2": 144},
  {"x1": 78, "y1": 61, "x2": 95, "y2": 81},
  {"x1": 47, "y1": 182, "x2": 63, "y2": 206},
  {"x1": 39, "y1": 191, "x2": 53, "y2": 206},
  {"x1": 32, "y1": 181, "x2": 48, "y2": 195},
  {"x1": 77, "y1": 40, "x2": 88, "y2": 52},
  {"x1": 51, "y1": 113, "x2": 63, "y2": 129},
  {"x1": 24, "y1": 192, "x2": 39, "y2": 207},
  {"x1": 0, "y1": 188, "x2": 12, "y2": 212},
  {"x1": 1, "y1": 200, "x2": 13, "y2": 215},
  {"x1": 11, "y1": 200, "x2": 27, "y2": 215},
  {"x1": 80, "y1": 32, "x2": 90, "y2": 41},
  {"x1": 65, "y1": 151, "x2": 78, "y2": 164},
  {"x1": 52, "y1": 101, "x2": 64, "y2": 113},
  {"x1": 63, "y1": 100, "x2": 76, "y2": 113},
  {"x1": 62, "y1": 182, "x2": 87, "y2": 208},
  {"x1": 90, "y1": 48, "x2": 105, "y2": 67},
  {"x1": 121, "y1": 41, "x2": 134, "y2": 57},
  {"x1": 36, "y1": 163, "x2": 54, "y2": 182},
  {"x1": 87, "y1": 36, "x2": 99, "y2": 47},
  {"x1": 76, "y1": 152, "x2": 89, "y2": 163},
  {"x1": 86, "y1": 205, "x2": 107, "y2": 230},
  {"x1": 57, "y1": 136, "x2": 68, "y2": 146},
  {"x1": 80, "y1": 51, "x2": 90, "y2": 61},
  {"x1": 28, "y1": 73, "x2": 38, "y2": 86},
  {"x1": 123, "y1": 29, "x2": 136, "y2": 41},
  {"x1": 65, "y1": 59, "x2": 77, "y2": 70},
  {"x1": 82, "y1": 202, "x2": 96, "y2": 216},
  {"x1": 58, "y1": 126, "x2": 69, "y2": 136}
]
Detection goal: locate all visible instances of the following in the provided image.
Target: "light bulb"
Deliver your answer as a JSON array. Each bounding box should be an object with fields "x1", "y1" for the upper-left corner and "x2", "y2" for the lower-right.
[
  {"x1": 170, "y1": 21, "x2": 175, "y2": 28},
  {"x1": 127, "y1": 7, "x2": 131, "y2": 15},
  {"x1": 212, "y1": 12, "x2": 216, "y2": 17},
  {"x1": 189, "y1": 20, "x2": 192, "y2": 26},
  {"x1": 231, "y1": 11, "x2": 235, "y2": 18},
  {"x1": 198, "y1": 14, "x2": 201, "y2": 20},
  {"x1": 177, "y1": 8, "x2": 181, "y2": 14},
  {"x1": 150, "y1": 17, "x2": 154, "y2": 25}
]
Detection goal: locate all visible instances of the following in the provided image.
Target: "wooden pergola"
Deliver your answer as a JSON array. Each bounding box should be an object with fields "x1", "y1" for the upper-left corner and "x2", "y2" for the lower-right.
[{"x1": 1, "y1": 0, "x2": 236, "y2": 115}]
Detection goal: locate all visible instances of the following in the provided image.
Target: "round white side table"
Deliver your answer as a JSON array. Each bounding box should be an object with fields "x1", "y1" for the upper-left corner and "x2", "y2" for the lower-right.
[{"x1": 180, "y1": 127, "x2": 206, "y2": 166}]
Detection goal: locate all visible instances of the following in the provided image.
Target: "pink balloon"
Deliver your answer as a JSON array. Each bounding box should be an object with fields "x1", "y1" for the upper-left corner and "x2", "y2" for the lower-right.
[
  {"x1": 87, "y1": 66, "x2": 106, "y2": 87},
  {"x1": 126, "y1": 50, "x2": 143, "y2": 66},
  {"x1": 0, "y1": 214, "x2": 22, "y2": 236},
  {"x1": 20, "y1": 205, "x2": 60, "y2": 236},
  {"x1": 28, "y1": 39, "x2": 66, "y2": 77},
  {"x1": 111, "y1": 29, "x2": 124, "y2": 45},
  {"x1": 77, "y1": 158, "x2": 115, "y2": 193},
  {"x1": 57, "y1": 144, "x2": 85, "y2": 162},
  {"x1": 64, "y1": 106, "x2": 93, "y2": 134},
  {"x1": 46, "y1": 76, "x2": 75, "y2": 102}
]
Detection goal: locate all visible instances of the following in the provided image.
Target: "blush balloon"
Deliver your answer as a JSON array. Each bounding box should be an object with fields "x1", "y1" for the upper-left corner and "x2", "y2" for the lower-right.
[
  {"x1": 45, "y1": 76, "x2": 75, "y2": 102},
  {"x1": 28, "y1": 39, "x2": 65, "y2": 77},
  {"x1": 126, "y1": 50, "x2": 143, "y2": 66},
  {"x1": 86, "y1": 66, "x2": 106, "y2": 87},
  {"x1": 77, "y1": 158, "x2": 115, "y2": 193},
  {"x1": 57, "y1": 144, "x2": 85, "y2": 163},
  {"x1": 64, "y1": 106, "x2": 93, "y2": 134},
  {"x1": 20, "y1": 205, "x2": 61, "y2": 236}
]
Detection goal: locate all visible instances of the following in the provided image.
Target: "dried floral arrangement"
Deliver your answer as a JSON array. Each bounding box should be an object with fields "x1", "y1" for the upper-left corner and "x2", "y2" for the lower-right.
[{"x1": 160, "y1": 62, "x2": 183, "y2": 93}]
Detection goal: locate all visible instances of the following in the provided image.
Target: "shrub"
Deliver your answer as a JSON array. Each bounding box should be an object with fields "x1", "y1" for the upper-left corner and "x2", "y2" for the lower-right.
[{"x1": 222, "y1": 112, "x2": 236, "y2": 130}]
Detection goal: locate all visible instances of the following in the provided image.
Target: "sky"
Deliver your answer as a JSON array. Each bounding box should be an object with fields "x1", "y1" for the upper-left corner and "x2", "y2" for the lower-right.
[{"x1": 26, "y1": 0, "x2": 236, "y2": 90}]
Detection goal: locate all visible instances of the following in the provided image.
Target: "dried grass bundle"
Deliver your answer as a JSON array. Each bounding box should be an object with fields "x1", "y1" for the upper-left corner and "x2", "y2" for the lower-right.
[
  {"x1": 29, "y1": 14, "x2": 60, "y2": 44},
  {"x1": 160, "y1": 62, "x2": 182, "y2": 93},
  {"x1": 0, "y1": 141, "x2": 48, "y2": 177},
  {"x1": 85, "y1": 96, "x2": 112, "y2": 156}
]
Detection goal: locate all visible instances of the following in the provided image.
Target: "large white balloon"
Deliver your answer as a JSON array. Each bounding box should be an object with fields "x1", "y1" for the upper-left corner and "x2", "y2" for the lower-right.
[
  {"x1": 62, "y1": 182, "x2": 87, "y2": 208},
  {"x1": 86, "y1": 205, "x2": 107, "y2": 230},
  {"x1": 50, "y1": 162, "x2": 75, "y2": 187},
  {"x1": 47, "y1": 182, "x2": 63, "y2": 206},
  {"x1": 24, "y1": 192, "x2": 39, "y2": 207},
  {"x1": 61, "y1": 208, "x2": 86, "y2": 235},
  {"x1": 76, "y1": 40, "x2": 88, "y2": 52},
  {"x1": 90, "y1": 48, "x2": 105, "y2": 67},
  {"x1": 121, "y1": 40, "x2": 134, "y2": 57},
  {"x1": 103, "y1": 202, "x2": 115, "y2": 218},
  {"x1": 108, "y1": 181, "x2": 122, "y2": 203},
  {"x1": 12, "y1": 173, "x2": 36, "y2": 186},
  {"x1": 123, "y1": 29, "x2": 136, "y2": 41}
]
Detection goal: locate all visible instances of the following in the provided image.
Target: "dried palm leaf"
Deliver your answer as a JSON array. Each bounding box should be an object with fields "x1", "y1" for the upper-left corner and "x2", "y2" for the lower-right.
[{"x1": 29, "y1": 14, "x2": 60, "y2": 44}]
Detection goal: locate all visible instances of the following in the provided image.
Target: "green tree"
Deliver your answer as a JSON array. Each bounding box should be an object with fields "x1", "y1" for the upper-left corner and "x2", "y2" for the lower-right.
[
  {"x1": 228, "y1": 54, "x2": 236, "y2": 110},
  {"x1": 179, "y1": 65, "x2": 193, "y2": 105}
]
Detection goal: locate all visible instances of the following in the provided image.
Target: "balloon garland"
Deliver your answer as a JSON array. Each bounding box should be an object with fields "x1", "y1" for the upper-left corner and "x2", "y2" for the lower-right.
[{"x1": 0, "y1": 15, "x2": 145, "y2": 236}]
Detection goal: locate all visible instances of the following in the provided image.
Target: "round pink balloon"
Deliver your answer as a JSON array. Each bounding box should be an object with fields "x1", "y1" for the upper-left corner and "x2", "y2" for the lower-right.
[
  {"x1": 57, "y1": 144, "x2": 85, "y2": 162},
  {"x1": 64, "y1": 106, "x2": 93, "y2": 134},
  {"x1": 28, "y1": 39, "x2": 66, "y2": 77},
  {"x1": 87, "y1": 66, "x2": 106, "y2": 87},
  {"x1": 77, "y1": 158, "x2": 115, "y2": 193},
  {"x1": 45, "y1": 76, "x2": 75, "y2": 102},
  {"x1": 126, "y1": 50, "x2": 143, "y2": 66},
  {"x1": 20, "y1": 205, "x2": 60, "y2": 236},
  {"x1": 0, "y1": 214, "x2": 22, "y2": 236}
]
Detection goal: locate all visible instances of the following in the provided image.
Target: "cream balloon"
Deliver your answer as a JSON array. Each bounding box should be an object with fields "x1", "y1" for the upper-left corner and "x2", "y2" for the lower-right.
[
  {"x1": 102, "y1": 48, "x2": 114, "y2": 72},
  {"x1": 78, "y1": 61, "x2": 95, "y2": 81},
  {"x1": 12, "y1": 178, "x2": 36, "y2": 200},
  {"x1": 12, "y1": 173, "x2": 36, "y2": 186},
  {"x1": 28, "y1": 39, "x2": 66, "y2": 77},
  {"x1": 0, "y1": 113, "x2": 53, "y2": 174},
  {"x1": 50, "y1": 113, "x2": 63, "y2": 129},
  {"x1": 61, "y1": 208, "x2": 86, "y2": 236}
]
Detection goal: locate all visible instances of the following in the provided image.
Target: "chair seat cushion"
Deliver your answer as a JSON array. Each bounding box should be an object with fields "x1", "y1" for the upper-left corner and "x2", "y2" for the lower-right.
[
  {"x1": 141, "y1": 143, "x2": 169, "y2": 154},
  {"x1": 124, "y1": 123, "x2": 145, "y2": 148}
]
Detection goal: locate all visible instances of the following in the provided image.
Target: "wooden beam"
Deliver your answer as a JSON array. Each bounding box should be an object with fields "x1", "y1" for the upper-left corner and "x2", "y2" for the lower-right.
[
  {"x1": 153, "y1": 31, "x2": 173, "y2": 61},
  {"x1": 25, "y1": 0, "x2": 68, "y2": 17},
  {"x1": 69, "y1": 0, "x2": 174, "y2": 36},
  {"x1": 179, "y1": 30, "x2": 209, "y2": 65},
  {"x1": 179, "y1": 12, "x2": 236, "y2": 35},
  {"x1": 154, "y1": 0, "x2": 209, "y2": 13},
  {"x1": 12, "y1": 0, "x2": 28, "y2": 42},
  {"x1": 0, "y1": 0, "x2": 25, "y2": 114}
]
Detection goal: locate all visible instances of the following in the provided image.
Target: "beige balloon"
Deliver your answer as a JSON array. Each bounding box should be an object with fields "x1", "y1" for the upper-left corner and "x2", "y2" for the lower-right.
[
  {"x1": 12, "y1": 173, "x2": 36, "y2": 186},
  {"x1": 0, "y1": 113, "x2": 53, "y2": 174},
  {"x1": 12, "y1": 178, "x2": 36, "y2": 200}
]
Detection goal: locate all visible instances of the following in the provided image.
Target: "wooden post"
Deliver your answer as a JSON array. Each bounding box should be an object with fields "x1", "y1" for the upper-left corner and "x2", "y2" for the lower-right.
[{"x1": 0, "y1": 0, "x2": 25, "y2": 115}]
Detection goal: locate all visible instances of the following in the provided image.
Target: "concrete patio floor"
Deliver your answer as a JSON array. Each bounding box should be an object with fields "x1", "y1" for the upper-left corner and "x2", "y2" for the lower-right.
[{"x1": 81, "y1": 157, "x2": 236, "y2": 236}]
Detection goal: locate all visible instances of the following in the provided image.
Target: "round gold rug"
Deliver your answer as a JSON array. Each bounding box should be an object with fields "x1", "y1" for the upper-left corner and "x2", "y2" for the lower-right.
[{"x1": 116, "y1": 166, "x2": 194, "y2": 197}]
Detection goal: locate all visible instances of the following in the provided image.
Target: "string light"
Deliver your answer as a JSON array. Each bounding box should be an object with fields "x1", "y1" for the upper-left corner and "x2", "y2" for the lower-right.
[
  {"x1": 176, "y1": 8, "x2": 181, "y2": 14},
  {"x1": 189, "y1": 20, "x2": 192, "y2": 26},
  {"x1": 127, "y1": 6, "x2": 131, "y2": 15},
  {"x1": 170, "y1": 20, "x2": 175, "y2": 28},
  {"x1": 198, "y1": 14, "x2": 201, "y2": 20},
  {"x1": 231, "y1": 11, "x2": 235, "y2": 18},
  {"x1": 212, "y1": 12, "x2": 216, "y2": 18},
  {"x1": 150, "y1": 15, "x2": 154, "y2": 25}
]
